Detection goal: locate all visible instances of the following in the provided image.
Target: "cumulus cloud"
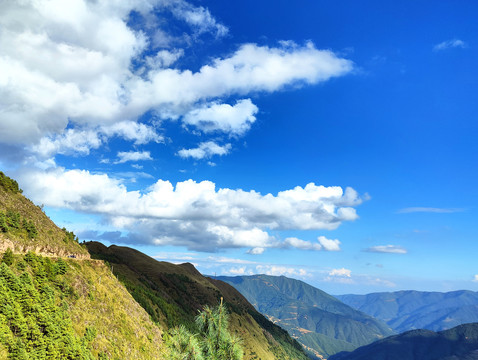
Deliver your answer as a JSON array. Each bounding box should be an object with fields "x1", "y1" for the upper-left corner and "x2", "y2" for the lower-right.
[
  {"x1": 247, "y1": 247, "x2": 265, "y2": 255},
  {"x1": 325, "y1": 268, "x2": 353, "y2": 283},
  {"x1": 29, "y1": 121, "x2": 163, "y2": 158},
  {"x1": 365, "y1": 245, "x2": 407, "y2": 254},
  {"x1": 115, "y1": 151, "x2": 153, "y2": 164},
  {"x1": 18, "y1": 168, "x2": 364, "y2": 251},
  {"x1": 433, "y1": 39, "x2": 467, "y2": 51},
  {"x1": 0, "y1": 0, "x2": 353, "y2": 155},
  {"x1": 168, "y1": 0, "x2": 229, "y2": 38},
  {"x1": 329, "y1": 268, "x2": 351, "y2": 277},
  {"x1": 398, "y1": 207, "x2": 464, "y2": 214},
  {"x1": 255, "y1": 265, "x2": 309, "y2": 277},
  {"x1": 177, "y1": 141, "x2": 232, "y2": 159},
  {"x1": 0, "y1": 0, "x2": 354, "y2": 167},
  {"x1": 473, "y1": 275, "x2": 478, "y2": 283},
  {"x1": 145, "y1": 49, "x2": 184, "y2": 69},
  {"x1": 182, "y1": 99, "x2": 259, "y2": 136},
  {"x1": 318, "y1": 236, "x2": 341, "y2": 251},
  {"x1": 284, "y1": 236, "x2": 341, "y2": 251},
  {"x1": 226, "y1": 267, "x2": 255, "y2": 276},
  {"x1": 284, "y1": 237, "x2": 322, "y2": 251}
]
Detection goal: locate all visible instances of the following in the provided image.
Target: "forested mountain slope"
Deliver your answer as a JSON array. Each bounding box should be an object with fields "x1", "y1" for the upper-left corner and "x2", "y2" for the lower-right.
[
  {"x1": 86, "y1": 242, "x2": 309, "y2": 360},
  {"x1": 337, "y1": 290, "x2": 478, "y2": 332},
  {"x1": 329, "y1": 322, "x2": 478, "y2": 360},
  {"x1": 1, "y1": 170, "x2": 308, "y2": 360},
  {"x1": 217, "y1": 274, "x2": 394, "y2": 359},
  {"x1": 0, "y1": 171, "x2": 166, "y2": 359}
]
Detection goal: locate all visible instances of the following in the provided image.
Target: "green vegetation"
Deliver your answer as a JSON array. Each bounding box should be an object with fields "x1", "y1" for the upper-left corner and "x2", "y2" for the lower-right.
[
  {"x1": 2, "y1": 248, "x2": 13, "y2": 266},
  {"x1": 217, "y1": 274, "x2": 394, "y2": 359},
  {"x1": 0, "y1": 172, "x2": 22, "y2": 194},
  {"x1": 166, "y1": 300, "x2": 243, "y2": 360},
  {"x1": 0, "y1": 210, "x2": 38, "y2": 239},
  {"x1": 329, "y1": 323, "x2": 478, "y2": 360},
  {"x1": 0, "y1": 172, "x2": 311, "y2": 360},
  {"x1": 0, "y1": 250, "x2": 95, "y2": 359},
  {"x1": 337, "y1": 290, "x2": 478, "y2": 333},
  {"x1": 62, "y1": 228, "x2": 78, "y2": 244},
  {"x1": 87, "y1": 242, "x2": 309, "y2": 360},
  {"x1": 0, "y1": 172, "x2": 88, "y2": 257},
  {"x1": 0, "y1": 250, "x2": 165, "y2": 359}
]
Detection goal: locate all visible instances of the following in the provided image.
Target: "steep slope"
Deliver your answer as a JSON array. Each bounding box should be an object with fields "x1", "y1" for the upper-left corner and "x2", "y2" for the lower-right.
[
  {"x1": 86, "y1": 242, "x2": 309, "y2": 360},
  {"x1": 217, "y1": 275, "x2": 394, "y2": 359},
  {"x1": 337, "y1": 290, "x2": 478, "y2": 332},
  {"x1": 329, "y1": 323, "x2": 478, "y2": 360},
  {"x1": 0, "y1": 171, "x2": 166, "y2": 359},
  {"x1": 0, "y1": 171, "x2": 88, "y2": 258}
]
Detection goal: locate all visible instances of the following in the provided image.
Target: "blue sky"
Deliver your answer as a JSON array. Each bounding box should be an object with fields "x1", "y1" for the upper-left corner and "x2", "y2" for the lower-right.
[{"x1": 1, "y1": 0, "x2": 477, "y2": 294}]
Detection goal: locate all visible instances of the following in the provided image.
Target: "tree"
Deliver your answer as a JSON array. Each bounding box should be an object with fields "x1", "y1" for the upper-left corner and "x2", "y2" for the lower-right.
[
  {"x1": 167, "y1": 299, "x2": 243, "y2": 360},
  {"x1": 2, "y1": 248, "x2": 14, "y2": 266},
  {"x1": 166, "y1": 325, "x2": 204, "y2": 360},
  {"x1": 0, "y1": 212, "x2": 8, "y2": 233}
]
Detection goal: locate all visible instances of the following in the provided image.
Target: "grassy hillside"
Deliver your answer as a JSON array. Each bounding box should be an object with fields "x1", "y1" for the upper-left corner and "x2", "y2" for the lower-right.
[
  {"x1": 0, "y1": 171, "x2": 167, "y2": 359},
  {"x1": 329, "y1": 323, "x2": 478, "y2": 360},
  {"x1": 217, "y1": 275, "x2": 394, "y2": 359},
  {"x1": 0, "y1": 171, "x2": 88, "y2": 258},
  {"x1": 0, "y1": 252, "x2": 165, "y2": 359},
  {"x1": 86, "y1": 242, "x2": 309, "y2": 360},
  {"x1": 337, "y1": 290, "x2": 478, "y2": 332}
]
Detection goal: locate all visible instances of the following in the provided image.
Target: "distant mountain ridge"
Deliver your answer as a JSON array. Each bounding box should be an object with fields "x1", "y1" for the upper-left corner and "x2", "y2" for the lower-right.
[
  {"x1": 217, "y1": 274, "x2": 394, "y2": 359},
  {"x1": 336, "y1": 290, "x2": 478, "y2": 333},
  {"x1": 329, "y1": 322, "x2": 478, "y2": 360}
]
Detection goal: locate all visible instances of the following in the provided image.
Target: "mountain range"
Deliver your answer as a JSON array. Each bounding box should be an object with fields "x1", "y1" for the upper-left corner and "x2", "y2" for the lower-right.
[
  {"x1": 337, "y1": 290, "x2": 478, "y2": 333},
  {"x1": 329, "y1": 322, "x2": 478, "y2": 360},
  {"x1": 86, "y1": 242, "x2": 308, "y2": 360},
  {"x1": 217, "y1": 274, "x2": 394, "y2": 359},
  {"x1": 0, "y1": 171, "x2": 308, "y2": 359}
]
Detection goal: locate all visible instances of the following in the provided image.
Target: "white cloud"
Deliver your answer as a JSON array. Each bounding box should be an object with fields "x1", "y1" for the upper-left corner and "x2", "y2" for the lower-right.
[
  {"x1": 145, "y1": 49, "x2": 184, "y2": 69},
  {"x1": 367, "y1": 278, "x2": 396, "y2": 288},
  {"x1": 0, "y1": 0, "x2": 353, "y2": 163},
  {"x1": 226, "y1": 267, "x2": 254, "y2": 276},
  {"x1": 473, "y1": 275, "x2": 478, "y2": 283},
  {"x1": 115, "y1": 151, "x2": 152, "y2": 164},
  {"x1": 329, "y1": 268, "x2": 351, "y2": 277},
  {"x1": 398, "y1": 207, "x2": 464, "y2": 214},
  {"x1": 247, "y1": 247, "x2": 265, "y2": 255},
  {"x1": 29, "y1": 121, "x2": 163, "y2": 158},
  {"x1": 284, "y1": 237, "x2": 323, "y2": 251},
  {"x1": 283, "y1": 236, "x2": 341, "y2": 251},
  {"x1": 101, "y1": 121, "x2": 164, "y2": 145},
  {"x1": 318, "y1": 236, "x2": 341, "y2": 251},
  {"x1": 31, "y1": 129, "x2": 103, "y2": 157},
  {"x1": 167, "y1": 0, "x2": 229, "y2": 38},
  {"x1": 135, "y1": 42, "x2": 353, "y2": 113},
  {"x1": 255, "y1": 265, "x2": 309, "y2": 278},
  {"x1": 18, "y1": 168, "x2": 364, "y2": 251},
  {"x1": 365, "y1": 245, "x2": 407, "y2": 254},
  {"x1": 433, "y1": 39, "x2": 467, "y2": 51},
  {"x1": 325, "y1": 268, "x2": 353, "y2": 283},
  {"x1": 177, "y1": 141, "x2": 232, "y2": 159},
  {"x1": 182, "y1": 99, "x2": 258, "y2": 136}
]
